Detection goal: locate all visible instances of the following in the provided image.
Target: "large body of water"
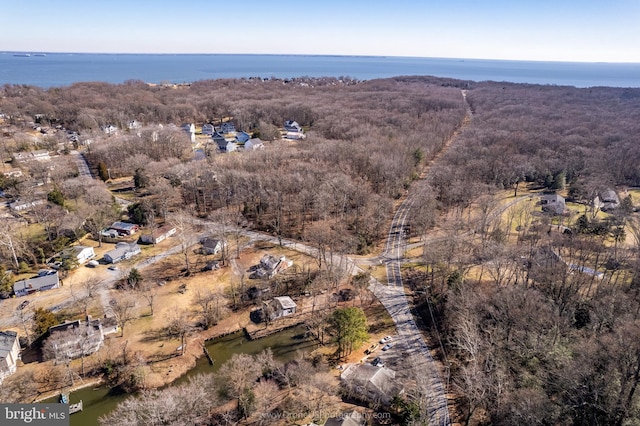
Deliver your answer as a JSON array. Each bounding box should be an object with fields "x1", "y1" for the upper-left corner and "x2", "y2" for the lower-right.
[{"x1": 1, "y1": 52, "x2": 639, "y2": 88}]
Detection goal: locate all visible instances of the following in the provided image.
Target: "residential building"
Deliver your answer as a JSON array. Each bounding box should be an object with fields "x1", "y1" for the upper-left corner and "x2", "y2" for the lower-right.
[
  {"x1": 0, "y1": 331, "x2": 20, "y2": 383},
  {"x1": 9, "y1": 199, "x2": 46, "y2": 211},
  {"x1": 235, "y1": 131, "x2": 250, "y2": 144},
  {"x1": 140, "y1": 225, "x2": 177, "y2": 244},
  {"x1": 14, "y1": 270, "x2": 60, "y2": 297},
  {"x1": 47, "y1": 317, "x2": 104, "y2": 362},
  {"x1": 61, "y1": 245, "x2": 96, "y2": 265},
  {"x1": 103, "y1": 242, "x2": 141, "y2": 264},
  {"x1": 201, "y1": 123, "x2": 216, "y2": 135},
  {"x1": 245, "y1": 138, "x2": 265, "y2": 151},
  {"x1": 220, "y1": 122, "x2": 236, "y2": 135},
  {"x1": 340, "y1": 363, "x2": 404, "y2": 406},
  {"x1": 594, "y1": 189, "x2": 620, "y2": 211},
  {"x1": 264, "y1": 296, "x2": 297, "y2": 321},
  {"x1": 284, "y1": 120, "x2": 303, "y2": 133},
  {"x1": 101, "y1": 125, "x2": 118, "y2": 135},
  {"x1": 108, "y1": 221, "x2": 140, "y2": 236},
  {"x1": 254, "y1": 254, "x2": 293, "y2": 278},
  {"x1": 128, "y1": 120, "x2": 142, "y2": 130},
  {"x1": 541, "y1": 193, "x2": 566, "y2": 215},
  {"x1": 12, "y1": 150, "x2": 50, "y2": 163},
  {"x1": 2, "y1": 168, "x2": 23, "y2": 178},
  {"x1": 200, "y1": 238, "x2": 224, "y2": 255}
]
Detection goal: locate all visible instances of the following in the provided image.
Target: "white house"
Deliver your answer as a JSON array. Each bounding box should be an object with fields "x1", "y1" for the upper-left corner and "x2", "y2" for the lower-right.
[
  {"x1": 140, "y1": 225, "x2": 177, "y2": 244},
  {"x1": 0, "y1": 330, "x2": 20, "y2": 383},
  {"x1": 284, "y1": 120, "x2": 303, "y2": 133},
  {"x1": 264, "y1": 296, "x2": 297, "y2": 321},
  {"x1": 254, "y1": 254, "x2": 293, "y2": 279},
  {"x1": 61, "y1": 245, "x2": 96, "y2": 265},
  {"x1": 103, "y1": 242, "x2": 141, "y2": 264},
  {"x1": 245, "y1": 138, "x2": 265, "y2": 151},
  {"x1": 101, "y1": 125, "x2": 118, "y2": 135},
  {"x1": 14, "y1": 270, "x2": 60, "y2": 297},
  {"x1": 128, "y1": 120, "x2": 142, "y2": 130},
  {"x1": 9, "y1": 199, "x2": 46, "y2": 211}
]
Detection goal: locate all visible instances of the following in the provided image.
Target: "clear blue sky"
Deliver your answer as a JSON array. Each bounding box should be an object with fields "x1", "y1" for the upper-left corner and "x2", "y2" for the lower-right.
[{"x1": 2, "y1": 0, "x2": 639, "y2": 62}]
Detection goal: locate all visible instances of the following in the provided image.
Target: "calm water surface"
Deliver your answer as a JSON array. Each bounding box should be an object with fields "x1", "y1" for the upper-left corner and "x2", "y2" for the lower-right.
[{"x1": 1, "y1": 53, "x2": 639, "y2": 88}]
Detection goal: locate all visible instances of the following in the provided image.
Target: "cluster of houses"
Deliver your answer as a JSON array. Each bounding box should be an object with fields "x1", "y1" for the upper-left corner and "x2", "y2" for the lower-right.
[
  {"x1": 207, "y1": 121, "x2": 265, "y2": 153},
  {"x1": 540, "y1": 189, "x2": 622, "y2": 216}
]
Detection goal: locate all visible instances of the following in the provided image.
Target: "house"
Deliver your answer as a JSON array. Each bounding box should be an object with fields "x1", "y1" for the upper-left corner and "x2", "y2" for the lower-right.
[
  {"x1": 61, "y1": 245, "x2": 96, "y2": 265},
  {"x1": 109, "y1": 221, "x2": 140, "y2": 236},
  {"x1": 103, "y1": 242, "x2": 141, "y2": 264},
  {"x1": 101, "y1": 125, "x2": 118, "y2": 135},
  {"x1": 254, "y1": 254, "x2": 293, "y2": 279},
  {"x1": 182, "y1": 123, "x2": 196, "y2": 143},
  {"x1": 14, "y1": 270, "x2": 60, "y2": 297},
  {"x1": 284, "y1": 131, "x2": 306, "y2": 140},
  {"x1": 541, "y1": 193, "x2": 566, "y2": 215},
  {"x1": 220, "y1": 122, "x2": 236, "y2": 135},
  {"x1": 235, "y1": 131, "x2": 251, "y2": 144},
  {"x1": 214, "y1": 136, "x2": 238, "y2": 153},
  {"x1": 284, "y1": 120, "x2": 303, "y2": 133},
  {"x1": 340, "y1": 364, "x2": 404, "y2": 406},
  {"x1": 2, "y1": 168, "x2": 23, "y2": 178},
  {"x1": 128, "y1": 120, "x2": 142, "y2": 130},
  {"x1": 325, "y1": 411, "x2": 365, "y2": 426},
  {"x1": 12, "y1": 150, "x2": 50, "y2": 163},
  {"x1": 245, "y1": 138, "x2": 265, "y2": 151},
  {"x1": 140, "y1": 225, "x2": 177, "y2": 244},
  {"x1": 101, "y1": 317, "x2": 120, "y2": 336},
  {"x1": 201, "y1": 123, "x2": 216, "y2": 135},
  {"x1": 9, "y1": 199, "x2": 46, "y2": 211},
  {"x1": 47, "y1": 317, "x2": 104, "y2": 362},
  {"x1": 594, "y1": 189, "x2": 620, "y2": 211},
  {"x1": 0, "y1": 331, "x2": 20, "y2": 383},
  {"x1": 200, "y1": 238, "x2": 224, "y2": 255},
  {"x1": 264, "y1": 296, "x2": 297, "y2": 320}
]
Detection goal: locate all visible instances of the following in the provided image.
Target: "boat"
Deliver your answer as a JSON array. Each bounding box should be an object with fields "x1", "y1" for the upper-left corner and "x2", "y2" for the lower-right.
[
  {"x1": 34, "y1": 53, "x2": 46, "y2": 57},
  {"x1": 69, "y1": 400, "x2": 83, "y2": 414},
  {"x1": 59, "y1": 393, "x2": 69, "y2": 404},
  {"x1": 13, "y1": 53, "x2": 30, "y2": 57}
]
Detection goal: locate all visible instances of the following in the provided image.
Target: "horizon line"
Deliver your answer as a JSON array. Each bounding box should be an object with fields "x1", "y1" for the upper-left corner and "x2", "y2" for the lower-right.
[{"x1": 2, "y1": 50, "x2": 639, "y2": 65}]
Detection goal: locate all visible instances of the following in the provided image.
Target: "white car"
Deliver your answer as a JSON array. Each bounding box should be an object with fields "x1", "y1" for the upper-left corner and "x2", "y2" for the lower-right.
[
  {"x1": 380, "y1": 336, "x2": 392, "y2": 344},
  {"x1": 382, "y1": 344, "x2": 393, "y2": 351}
]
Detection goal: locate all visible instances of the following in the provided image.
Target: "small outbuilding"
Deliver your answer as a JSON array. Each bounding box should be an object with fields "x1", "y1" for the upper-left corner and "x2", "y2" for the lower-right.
[{"x1": 264, "y1": 296, "x2": 297, "y2": 321}]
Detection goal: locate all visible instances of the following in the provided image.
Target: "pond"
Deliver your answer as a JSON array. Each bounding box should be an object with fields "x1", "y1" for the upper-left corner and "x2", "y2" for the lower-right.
[{"x1": 50, "y1": 325, "x2": 317, "y2": 425}]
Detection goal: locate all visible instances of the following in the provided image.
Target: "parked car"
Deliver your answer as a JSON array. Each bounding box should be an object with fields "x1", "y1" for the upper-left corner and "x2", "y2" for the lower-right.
[
  {"x1": 380, "y1": 336, "x2": 392, "y2": 344},
  {"x1": 17, "y1": 300, "x2": 30, "y2": 310},
  {"x1": 364, "y1": 344, "x2": 379, "y2": 355},
  {"x1": 371, "y1": 357, "x2": 384, "y2": 367},
  {"x1": 87, "y1": 260, "x2": 99, "y2": 267},
  {"x1": 382, "y1": 343, "x2": 393, "y2": 351},
  {"x1": 108, "y1": 264, "x2": 118, "y2": 271}
]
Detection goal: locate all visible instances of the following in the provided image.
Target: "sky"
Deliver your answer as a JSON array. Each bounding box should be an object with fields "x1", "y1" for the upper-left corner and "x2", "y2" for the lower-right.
[{"x1": 1, "y1": 0, "x2": 639, "y2": 63}]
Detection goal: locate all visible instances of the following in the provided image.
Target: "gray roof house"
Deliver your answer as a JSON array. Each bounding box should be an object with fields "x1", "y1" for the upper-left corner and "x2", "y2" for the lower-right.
[
  {"x1": 140, "y1": 225, "x2": 177, "y2": 244},
  {"x1": 14, "y1": 270, "x2": 60, "y2": 297},
  {"x1": 245, "y1": 138, "x2": 265, "y2": 151},
  {"x1": 264, "y1": 296, "x2": 297, "y2": 321},
  {"x1": 594, "y1": 189, "x2": 620, "y2": 211},
  {"x1": 235, "y1": 131, "x2": 250, "y2": 144},
  {"x1": 0, "y1": 330, "x2": 20, "y2": 383},
  {"x1": 103, "y1": 242, "x2": 141, "y2": 264},
  {"x1": 202, "y1": 123, "x2": 216, "y2": 135},
  {"x1": 254, "y1": 255, "x2": 293, "y2": 279},
  {"x1": 220, "y1": 122, "x2": 236, "y2": 135},
  {"x1": 541, "y1": 193, "x2": 566, "y2": 215},
  {"x1": 200, "y1": 238, "x2": 224, "y2": 255},
  {"x1": 340, "y1": 364, "x2": 404, "y2": 407},
  {"x1": 47, "y1": 317, "x2": 104, "y2": 362},
  {"x1": 284, "y1": 120, "x2": 302, "y2": 133}
]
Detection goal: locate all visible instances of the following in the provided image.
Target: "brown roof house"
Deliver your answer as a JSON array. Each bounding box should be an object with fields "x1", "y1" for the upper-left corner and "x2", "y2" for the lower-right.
[
  {"x1": 340, "y1": 363, "x2": 404, "y2": 407},
  {"x1": 0, "y1": 330, "x2": 20, "y2": 383}
]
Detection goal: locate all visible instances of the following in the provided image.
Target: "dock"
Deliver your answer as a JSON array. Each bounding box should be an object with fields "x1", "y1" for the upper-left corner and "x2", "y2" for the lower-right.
[
  {"x1": 203, "y1": 345, "x2": 214, "y2": 365},
  {"x1": 69, "y1": 400, "x2": 83, "y2": 414}
]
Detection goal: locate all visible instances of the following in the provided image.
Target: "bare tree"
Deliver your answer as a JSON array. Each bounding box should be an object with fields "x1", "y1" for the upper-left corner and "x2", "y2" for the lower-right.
[
  {"x1": 108, "y1": 295, "x2": 137, "y2": 337},
  {"x1": 192, "y1": 287, "x2": 228, "y2": 329},
  {"x1": 170, "y1": 209, "x2": 197, "y2": 275}
]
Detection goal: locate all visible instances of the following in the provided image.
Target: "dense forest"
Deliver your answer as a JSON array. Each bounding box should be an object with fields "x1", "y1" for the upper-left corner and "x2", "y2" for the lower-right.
[{"x1": 2, "y1": 76, "x2": 640, "y2": 424}]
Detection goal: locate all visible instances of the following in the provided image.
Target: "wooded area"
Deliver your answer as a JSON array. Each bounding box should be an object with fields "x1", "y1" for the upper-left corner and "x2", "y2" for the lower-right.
[{"x1": 2, "y1": 76, "x2": 640, "y2": 424}]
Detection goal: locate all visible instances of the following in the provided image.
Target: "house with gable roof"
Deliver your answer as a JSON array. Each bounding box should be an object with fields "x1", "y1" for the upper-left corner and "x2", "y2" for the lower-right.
[
  {"x1": 0, "y1": 331, "x2": 20, "y2": 383},
  {"x1": 14, "y1": 270, "x2": 60, "y2": 297},
  {"x1": 340, "y1": 363, "x2": 404, "y2": 407}
]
